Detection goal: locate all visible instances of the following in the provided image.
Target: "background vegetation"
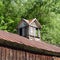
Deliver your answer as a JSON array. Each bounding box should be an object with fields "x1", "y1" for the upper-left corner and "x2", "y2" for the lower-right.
[{"x1": 0, "y1": 0, "x2": 60, "y2": 46}]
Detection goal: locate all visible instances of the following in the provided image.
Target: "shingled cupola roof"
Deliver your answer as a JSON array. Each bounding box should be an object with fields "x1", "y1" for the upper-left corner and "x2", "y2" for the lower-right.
[
  {"x1": 18, "y1": 18, "x2": 41, "y2": 28},
  {"x1": 23, "y1": 18, "x2": 41, "y2": 28}
]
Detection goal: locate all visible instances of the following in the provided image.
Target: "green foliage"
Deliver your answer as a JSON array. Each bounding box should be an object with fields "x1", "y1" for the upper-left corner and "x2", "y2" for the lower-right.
[
  {"x1": 22, "y1": 0, "x2": 60, "y2": 46},
  {"x1": 0, "y1": 0, "x2": 35, "y2": 33},
  {"x1": 0, "y1": 0, "x2": 60, "y2": 46}
]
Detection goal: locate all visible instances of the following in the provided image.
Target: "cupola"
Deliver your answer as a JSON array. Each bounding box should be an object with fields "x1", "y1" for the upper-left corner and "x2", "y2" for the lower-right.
[{"x1": 17, "y1": 18, "x2": 41, "y2": 41}]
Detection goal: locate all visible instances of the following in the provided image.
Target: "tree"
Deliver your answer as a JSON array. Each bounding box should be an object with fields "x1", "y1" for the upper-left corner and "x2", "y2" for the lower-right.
[
  {"x1": 22, "y1": 0, "x2": 60, "y2": 46},
  {"x1": 0, "y1": 0, "x2": 35, "y2": 33}
]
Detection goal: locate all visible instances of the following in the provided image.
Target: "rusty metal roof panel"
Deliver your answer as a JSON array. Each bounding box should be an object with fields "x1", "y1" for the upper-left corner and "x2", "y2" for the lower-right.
[{"x1": 0, "y1": 30, "x2": 60, "y2": 53}]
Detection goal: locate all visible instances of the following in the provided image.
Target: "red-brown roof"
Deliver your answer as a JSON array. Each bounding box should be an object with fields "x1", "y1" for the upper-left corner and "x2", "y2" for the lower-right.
[{"x1": 0, "y1": 30, "x2": 60, "y2": 55}]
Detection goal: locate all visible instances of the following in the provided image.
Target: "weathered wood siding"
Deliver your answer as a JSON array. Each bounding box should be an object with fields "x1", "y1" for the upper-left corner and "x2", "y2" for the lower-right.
[
  {"x1": 31, "y1": 21, "x2": 38, "y2": 28},
  {"x1": 0, "y1": 46, "x2": 60, "y2": 60},
  {"x1": 54, "y1": 57, "x2": 60, "y2": 60}
]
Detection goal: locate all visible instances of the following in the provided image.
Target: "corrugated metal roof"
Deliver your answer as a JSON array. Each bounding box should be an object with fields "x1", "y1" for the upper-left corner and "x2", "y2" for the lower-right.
[{"x1": 0, "y1": 30, "x2": 60, "y2": 53}]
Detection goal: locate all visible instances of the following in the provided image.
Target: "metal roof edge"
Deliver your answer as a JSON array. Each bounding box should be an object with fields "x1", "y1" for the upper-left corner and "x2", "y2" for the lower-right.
[{"x1": 0, "y1": 39, "x2": 60, "y2": 57}]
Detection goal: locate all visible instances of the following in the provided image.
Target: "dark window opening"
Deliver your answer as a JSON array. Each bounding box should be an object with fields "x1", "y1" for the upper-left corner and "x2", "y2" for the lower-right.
[
  {"x1": 19, "y1": 27, "x2": 28, "y2": 37},
  {"x1": 36, "y1": 28, "x2": 38, "y2": 37},
  {"x1": 24, "y1": 27, "x2": 28, "y2": 37},
  {"x1": 20, "y1": 28, "x2": 22, "y2": 36}
]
